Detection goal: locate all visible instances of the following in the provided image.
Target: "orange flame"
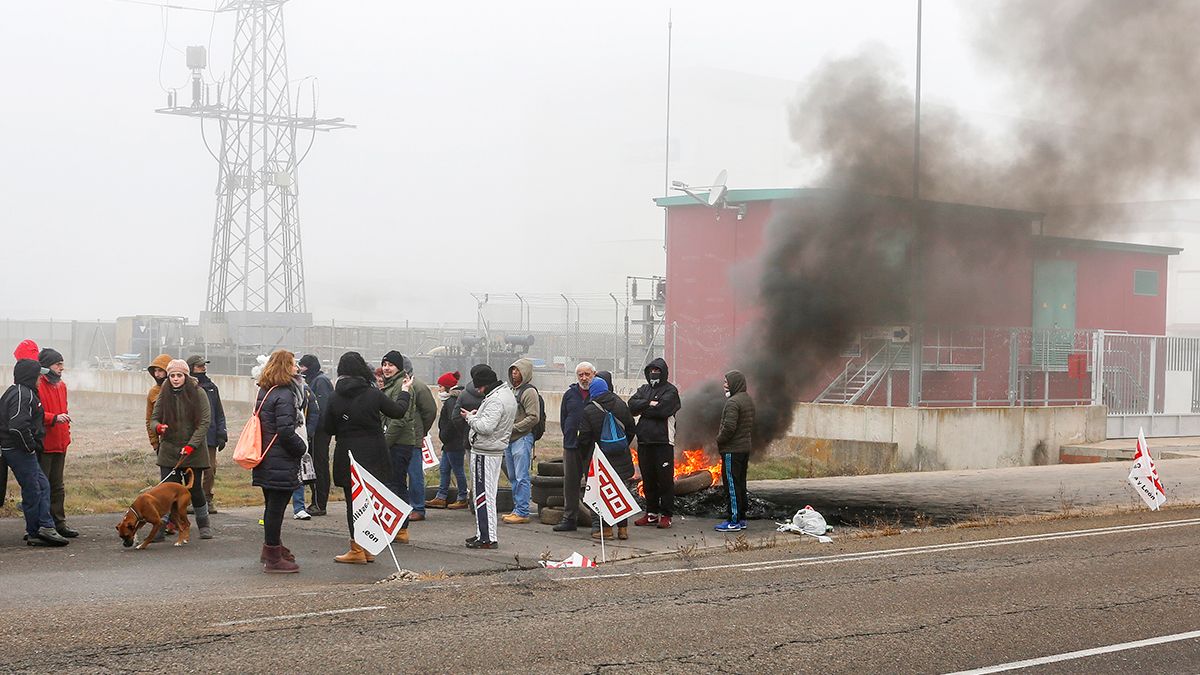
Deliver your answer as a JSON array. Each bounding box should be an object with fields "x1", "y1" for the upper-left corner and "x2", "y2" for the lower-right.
[{"x1": 631, "y1": 448, "x2": 721, "y2": 496}]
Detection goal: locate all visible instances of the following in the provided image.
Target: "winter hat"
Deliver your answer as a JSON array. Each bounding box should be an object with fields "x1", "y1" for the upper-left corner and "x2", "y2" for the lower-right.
[
  {"x1": 38, "y1": 348, "x2": 64, "y2": 368},
  {"x1": 381, "y1": 350, "x2": 405, "y2": 369},
  {"x1": 299, "y1": 354, "x2": 321, "y2": 373},
  {"x1": 166, "y1": 359, "x2": 190, "y2": 376},
  {"x1": 471, "y1": 365, "x2": 499, "y2": 390},
  {"x1": 588, "y1": 377, "x2": 610, "y2": 398},
  {"x1": 13, "y1": 339, "x2": 39, "y2": 361},
  {"x1": 437, "y1": 371, "x2": 461, "y2": 388}
]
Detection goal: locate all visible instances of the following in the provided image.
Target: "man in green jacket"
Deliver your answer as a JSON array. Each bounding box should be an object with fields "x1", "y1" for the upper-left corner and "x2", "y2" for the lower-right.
[
  {"x1": 381, "y1": 351, "x2": 437, "y2": 520},
  {"x1": 715, "y1": 370, "x2": 754, "y2": 533}
]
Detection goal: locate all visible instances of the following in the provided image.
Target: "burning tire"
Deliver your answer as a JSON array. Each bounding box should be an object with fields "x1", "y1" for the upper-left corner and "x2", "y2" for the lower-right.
[
  {"x1": 674, "y1": 470, "x2": 716, "y2": 496},
  {"x1": 536, "y1": 460, "x2": 565, "y2": 477}
]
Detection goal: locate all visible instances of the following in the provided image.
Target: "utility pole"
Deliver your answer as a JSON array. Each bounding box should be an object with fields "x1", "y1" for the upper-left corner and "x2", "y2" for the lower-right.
[
  {"x1": 156, "y1": 0, "x2": 352, "y2": 343},
  {"x1": 908, "y1": 0, "x2": 924, "y2": 408}
]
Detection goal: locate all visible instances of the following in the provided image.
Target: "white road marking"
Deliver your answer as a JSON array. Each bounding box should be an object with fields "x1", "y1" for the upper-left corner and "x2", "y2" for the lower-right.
[
  {"x1": 556, "y1": 517, "x2": 1200, "y2": 582},
  {"x1": 210, "y1": 605, "x2": 387, "y2": 627},
  {"x1": 946, "y1": 628, "x2": 1200, "y2": 674}
]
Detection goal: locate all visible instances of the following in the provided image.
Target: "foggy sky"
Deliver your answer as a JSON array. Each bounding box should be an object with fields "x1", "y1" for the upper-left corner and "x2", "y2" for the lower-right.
[{"x1": 0, "y1": 1, "x2": 1134, "y2": 325}]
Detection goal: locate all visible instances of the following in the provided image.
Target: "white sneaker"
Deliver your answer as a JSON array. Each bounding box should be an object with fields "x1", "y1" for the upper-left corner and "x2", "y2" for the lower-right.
[{"x1": 293, "y1": 510, "x2": 311, "y2": 520}]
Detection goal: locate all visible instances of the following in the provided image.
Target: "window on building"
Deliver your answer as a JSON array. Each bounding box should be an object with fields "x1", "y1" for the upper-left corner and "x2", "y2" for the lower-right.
[{"x1": 1134, "y1": 269, "x2": 1159, "y2": 296}]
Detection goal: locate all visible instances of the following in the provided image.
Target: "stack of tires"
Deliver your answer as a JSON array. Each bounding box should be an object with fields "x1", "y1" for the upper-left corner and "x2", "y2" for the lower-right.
[{"x1": 533, "y1": 458, "x2": 590, "y2": 526}]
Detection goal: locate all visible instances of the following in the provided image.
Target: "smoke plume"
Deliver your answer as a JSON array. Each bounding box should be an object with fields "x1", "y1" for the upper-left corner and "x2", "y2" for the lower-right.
[{"x1": 678, "y1": 0, "x2": 1200, "y2": 455}]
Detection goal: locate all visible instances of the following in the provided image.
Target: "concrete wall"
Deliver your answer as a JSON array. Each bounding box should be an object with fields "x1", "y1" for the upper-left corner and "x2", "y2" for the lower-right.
[{"x1": 788, "y1": 402, "x2": 1106, "y2": 471}]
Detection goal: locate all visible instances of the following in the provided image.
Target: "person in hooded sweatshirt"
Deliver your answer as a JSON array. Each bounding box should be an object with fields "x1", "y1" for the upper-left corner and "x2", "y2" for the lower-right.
[
  {"x1": 252, "y1": 350, "x2": 312, "y2": 573},
  {"x1": 187, "y1": 355, "x2": 227, "y2": 512},
  {"x1": 299, "y1": 354, "x2": 333, "y2": 515},
  {"x1": 502, "y1": 357, "x2": 539, "y2": 525},
  {"x1": 3, "y1": 340, "x2": 41, "y2": 507},
  {"x1": 317, "y1": 352, "x2": 411, "y2": 563},
  {"x1": 715, "y1": 370, "x2": 755, "y2": 533},
  {"x1": 35, "y1": 348, "x2": 77, "y2": 538},
  {"x1": 427, "y1": 371, "x2": 469, "y2": 509},
  {"x1": 577, "y1": 375, "x2": 637, "y2": 540},
  {"x1": 1, "y1": 358, "x2": 69, "y2": 547},
  {"x1": 150, "y1": 359, "x2": 213, "y2": 539},
  {"x1": 461, "y1": 364, "x2": 517, "y2": 550},
  {"x1": 144, "y1": 353, "x2": 173, "y2": 453},
  {"x1": 628, "y1": 357, "x2": 682, "y2": 529}
]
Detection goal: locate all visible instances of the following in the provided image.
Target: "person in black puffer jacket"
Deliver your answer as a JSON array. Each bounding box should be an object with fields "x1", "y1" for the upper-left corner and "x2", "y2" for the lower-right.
[
  {"x1": 576, "y1": 375, "x2": 636, "y2": 540},
  {"x1": 627, "y1": 357, "x2": 681, "y2": 528},
  {"x1": 315, "y1": 351, "x2": 411, "y2": 564},
  {"x1": 252, "y1": 350, "x2": 310, "y2": 573}
]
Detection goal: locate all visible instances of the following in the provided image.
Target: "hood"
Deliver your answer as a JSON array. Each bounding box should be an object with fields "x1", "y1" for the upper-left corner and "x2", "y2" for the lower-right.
[
  {"x1": 644, "y1": 357, "x2": 669, "y2": 384},
  {"x1": 588, "y1": 377, "x2": 610, "y2": 398},
  {"x1": 597, "y1": 371, "x2": 614, "y2": 392},
  {"x1": 147, "y1": 353, "x2": 172, "y2": 376},
  {"x1": 299, "y1": 354, "x2": 322, "y2": 377},
  {"x1": 13, "y1": 359, "x2": 41, "y2": 389},
  {"x1": 13, "y1": 339, "x2": 39, "y2": 361},
  {"x1": 337, "y1": 352, "x2": 375, "y2": 381},
  {"x1": 509, "y1": 358, "x2": 533, "y2": 388},
  {"x1": 725, "y1": 370, "x2": 747, "y2": 396},
  {"x1": 335, "y1": 375, "x2": 371, "y2": 397}
]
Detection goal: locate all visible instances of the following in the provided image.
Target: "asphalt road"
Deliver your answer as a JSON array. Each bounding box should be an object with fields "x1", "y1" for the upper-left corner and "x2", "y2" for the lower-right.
[{"x1": 2, "y1": 505, "x2": 1198, "y2": 673}]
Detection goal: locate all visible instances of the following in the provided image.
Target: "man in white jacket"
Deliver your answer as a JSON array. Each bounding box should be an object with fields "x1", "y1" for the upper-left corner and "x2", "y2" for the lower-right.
[{"x1": 461, "y1": 365, "x2": 517, "y2": 549}]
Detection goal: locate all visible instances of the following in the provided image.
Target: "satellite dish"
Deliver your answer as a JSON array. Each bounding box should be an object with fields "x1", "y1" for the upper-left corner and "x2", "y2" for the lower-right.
[{"x1": 706, "y1": 169, "x2": 728, "y2": 206}]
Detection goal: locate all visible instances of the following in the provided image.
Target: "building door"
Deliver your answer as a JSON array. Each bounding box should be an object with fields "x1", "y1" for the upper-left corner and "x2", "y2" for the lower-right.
[{"x1": 1032, "y1": 259, "x2": 1077, "y2": 367}]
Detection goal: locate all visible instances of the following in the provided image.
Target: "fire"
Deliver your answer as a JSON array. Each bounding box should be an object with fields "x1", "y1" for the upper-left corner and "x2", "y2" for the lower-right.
[{"x1": 630, "y1": 448, "x2": 722, "y2": 496}]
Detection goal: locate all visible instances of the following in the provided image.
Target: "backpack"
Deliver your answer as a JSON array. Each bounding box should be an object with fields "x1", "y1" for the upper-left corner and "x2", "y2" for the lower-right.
[
  {"x1": 233, "y1": 386, "x2": 278, "y2": 470},
  {"x1": 592, "y1": 400, "x2": 628, "y2": 453},
  {"x1": 516, "y1": 383, "x2": 547, "y2": 441}
]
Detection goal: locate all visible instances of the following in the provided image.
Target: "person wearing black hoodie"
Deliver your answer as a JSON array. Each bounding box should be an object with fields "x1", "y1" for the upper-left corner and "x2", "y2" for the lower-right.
[
  {"x1": 316, "y1": 352, "x2": 411, "y2": 564},
  {"x1": 299, "y1": 354, "x2": 333, "y2": 515},
  {"x1": 187, "y1": 355, "x2": 227, "y2": 512},
  {"x1": 0, "y1": 359, "x2": 68, "y2": 547},
  {"x1": 628, "y1": 357, "x2": 682, "y2": 529},
  {"x1": 576, "y1": 373, "x2": 636, "y2": 540}
]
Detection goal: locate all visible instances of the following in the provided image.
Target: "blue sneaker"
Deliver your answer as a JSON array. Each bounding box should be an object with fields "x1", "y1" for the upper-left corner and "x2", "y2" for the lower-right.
[
  {"x1": 737, "y1": 520, "x2": 748, "y2": 530},
  {"x1": 714, "y1": 521, "x2": 744, "y2": 533}
]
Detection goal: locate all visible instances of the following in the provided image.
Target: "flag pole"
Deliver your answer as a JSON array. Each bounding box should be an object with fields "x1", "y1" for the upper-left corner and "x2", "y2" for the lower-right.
[{"x1": 386, "y1": 541, "x2": 402, "y2": 573}]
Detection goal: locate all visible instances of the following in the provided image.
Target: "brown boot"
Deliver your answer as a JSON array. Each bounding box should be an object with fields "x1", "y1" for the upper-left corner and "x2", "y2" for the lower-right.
[
  {"x1": 263, "y1": 545, "x2": 299, "y2": 574},
  {"x1": 426, "y1": 497, "x2": 448, "y2": 509},
  {"x1": 260, "y1": 544, "x2": 295, "y2": 563},
  {"x1": 396, "y1": 529, "x2": 409, "y2": 545},
  {"x1": 447, "y1": 499, "x2": 469, "y2": 510},
  {"x1": 334, "y1": 540, "x2": 369, "y2": 564},
  {"x1": 617, "y1": 526, "x2": 629, "y2": 540},
  {"x1": 591, "y1": 526, "x2": 613, "y2": 540}
]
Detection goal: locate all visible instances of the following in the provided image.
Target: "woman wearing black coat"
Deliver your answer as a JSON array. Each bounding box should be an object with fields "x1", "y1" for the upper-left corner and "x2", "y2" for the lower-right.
[
  {"x1": 577, "y1": 376, "x2": 637, "y2": 541},
  {"x1": 252, "y1": 350, "x2": 309, "y2": 573},
  {"x1": 316, "y1": 351, "x2": 411, "y2": 564}
]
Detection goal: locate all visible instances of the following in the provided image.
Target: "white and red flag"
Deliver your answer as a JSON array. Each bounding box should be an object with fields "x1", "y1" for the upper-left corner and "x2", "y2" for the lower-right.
[
  {"x1": 420, "y1": 434, "x2": 438, "y2": 471},
  {"x1": 1128, "y1": 429, "x2": 1167, "y2": 511},
  {"x1": 539, "y1": 552, "x2": 598, "y2": 569},
  {"x1": 349, "y1": 451, "x2": 413, "y2": 555},
  {"x1": 583, "y1": 450, "x2": 643, "y2": 526}
]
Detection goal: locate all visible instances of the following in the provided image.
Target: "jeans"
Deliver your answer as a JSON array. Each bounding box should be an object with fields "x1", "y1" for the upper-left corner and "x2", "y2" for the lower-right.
[
  {"x1": 407, "y1": 445, "x2": 426, "y2": 513},
  {"x1": 2, "y1": 446, "x2": 54, "y2": 536},
  {"x1": 291, "y1": 485, "x2": 307, "y2": 513},
  {"x1": 386, "y1": 444, "x2": 415, "y2": 529},
  {"x1": 436, "y1": 450, "x2": 467, "y2": 502},
  {"x1": 504, "y1": 433, "x2": 534, "y2": 517}
]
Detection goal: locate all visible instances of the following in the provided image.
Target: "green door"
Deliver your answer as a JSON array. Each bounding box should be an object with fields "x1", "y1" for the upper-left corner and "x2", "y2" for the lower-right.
[{"x1": 1032, "y1": 260, "x2": 1077, "y2": 367}]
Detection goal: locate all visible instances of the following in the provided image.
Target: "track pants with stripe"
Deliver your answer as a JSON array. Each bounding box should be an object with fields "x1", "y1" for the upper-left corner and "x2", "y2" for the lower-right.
[
  {"x1": 721, "y1": 452, "x2": 749, "y2": 523},
  {"x1": 472, "y1": 451, "x2": 503, "y2": 544}
]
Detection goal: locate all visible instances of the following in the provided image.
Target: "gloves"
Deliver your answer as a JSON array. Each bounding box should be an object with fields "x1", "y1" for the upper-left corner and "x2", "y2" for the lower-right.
[
  {"x1": 216, "y1": 442, "x2": 226, "y2": 451},
  {"x1": 155, "y1": 424, "x2": 168, "y2": 436},
  {"x1": 181, "y1": 445, "x2": 194, "y2": 456}
]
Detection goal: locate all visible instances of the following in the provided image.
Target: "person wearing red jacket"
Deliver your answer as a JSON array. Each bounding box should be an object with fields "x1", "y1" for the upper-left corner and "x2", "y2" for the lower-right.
[{"x1": 37, "y1": 348, "x2": 77, "y2": 538}]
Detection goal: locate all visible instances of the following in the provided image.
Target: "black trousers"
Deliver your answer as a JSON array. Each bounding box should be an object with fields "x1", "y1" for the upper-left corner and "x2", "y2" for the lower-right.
[
  {"x1": 721, "y1": 452, "x2": 749, "y2": 523},
  {"x1": 343, "y1": 485, "x2": 356, "y2": 536},
  {"x1": 311, "y1": 435, "x2": 331, "y2": 509},
  {"x1": 0, "y1": 452, "x2": 7, "y2": 505},
  {"x1": 637, "y1": 443, "x2": 675, "y2": 517},
  {"x1": 160, "y1": 465, "x2": 206, "y2": 509},
  {"x1": 262, "y1": 488, "x2": 291, "y2": 546},
  {"x1": 561, "y1": 445, "x2": 593, "y2": 525}
]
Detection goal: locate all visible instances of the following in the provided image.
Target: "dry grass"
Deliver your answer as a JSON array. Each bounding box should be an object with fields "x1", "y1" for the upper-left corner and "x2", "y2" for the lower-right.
[{"x1": 724, "y1": 533, "x2": 753, "y2": 553}]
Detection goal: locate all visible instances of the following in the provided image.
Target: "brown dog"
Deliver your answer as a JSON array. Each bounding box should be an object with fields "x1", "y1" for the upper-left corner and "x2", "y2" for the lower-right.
[{"x1": 116, "y1": 468, "x2": 194, "y2": 549}]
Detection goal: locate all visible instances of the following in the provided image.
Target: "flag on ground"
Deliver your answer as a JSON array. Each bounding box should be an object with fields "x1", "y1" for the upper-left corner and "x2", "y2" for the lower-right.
[
  {"x1": 1128, "y1": 429, "x2": 1167, "y2": 511},
  {"x1": 583, "y1": 450, "x2": 643, "y2": 526},
  {"x1": 539, "y1": 552, "x2": 597, "y2": 568},
  {"x1": 420, "y1": 434, "x2": 438, "y2": 471},
  {"x1": 349, "y1": 451, "x2": 413, "y2": 555}
]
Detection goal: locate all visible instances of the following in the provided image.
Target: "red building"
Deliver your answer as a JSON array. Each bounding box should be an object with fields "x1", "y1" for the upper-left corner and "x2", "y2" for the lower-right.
[{"x1": 656, "y1": 188, "x2": 1179, "y2": 406}]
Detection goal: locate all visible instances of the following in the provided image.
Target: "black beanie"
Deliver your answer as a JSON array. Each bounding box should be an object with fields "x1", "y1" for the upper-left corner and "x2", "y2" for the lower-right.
[
  {"x1": 38, "y1": 348, "x2": 64, "y2": 368},
  {"x1": 299, "y1": 354, "x2": 321, "y2": 373},
  {"x1": 471, "y1": 365, "x2": 499, "y2": 390},
  {"x1": 337, "y1": 352, "x2": 374, "y2": 380},
  {"x1": 382, "y1": 350, "x2": 405, "y2": 369}
]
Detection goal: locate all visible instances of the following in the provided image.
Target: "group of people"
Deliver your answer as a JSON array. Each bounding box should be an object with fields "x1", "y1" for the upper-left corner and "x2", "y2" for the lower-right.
[{"x1": 2, "y1": 339, "x2": 758, "y2": 572}]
